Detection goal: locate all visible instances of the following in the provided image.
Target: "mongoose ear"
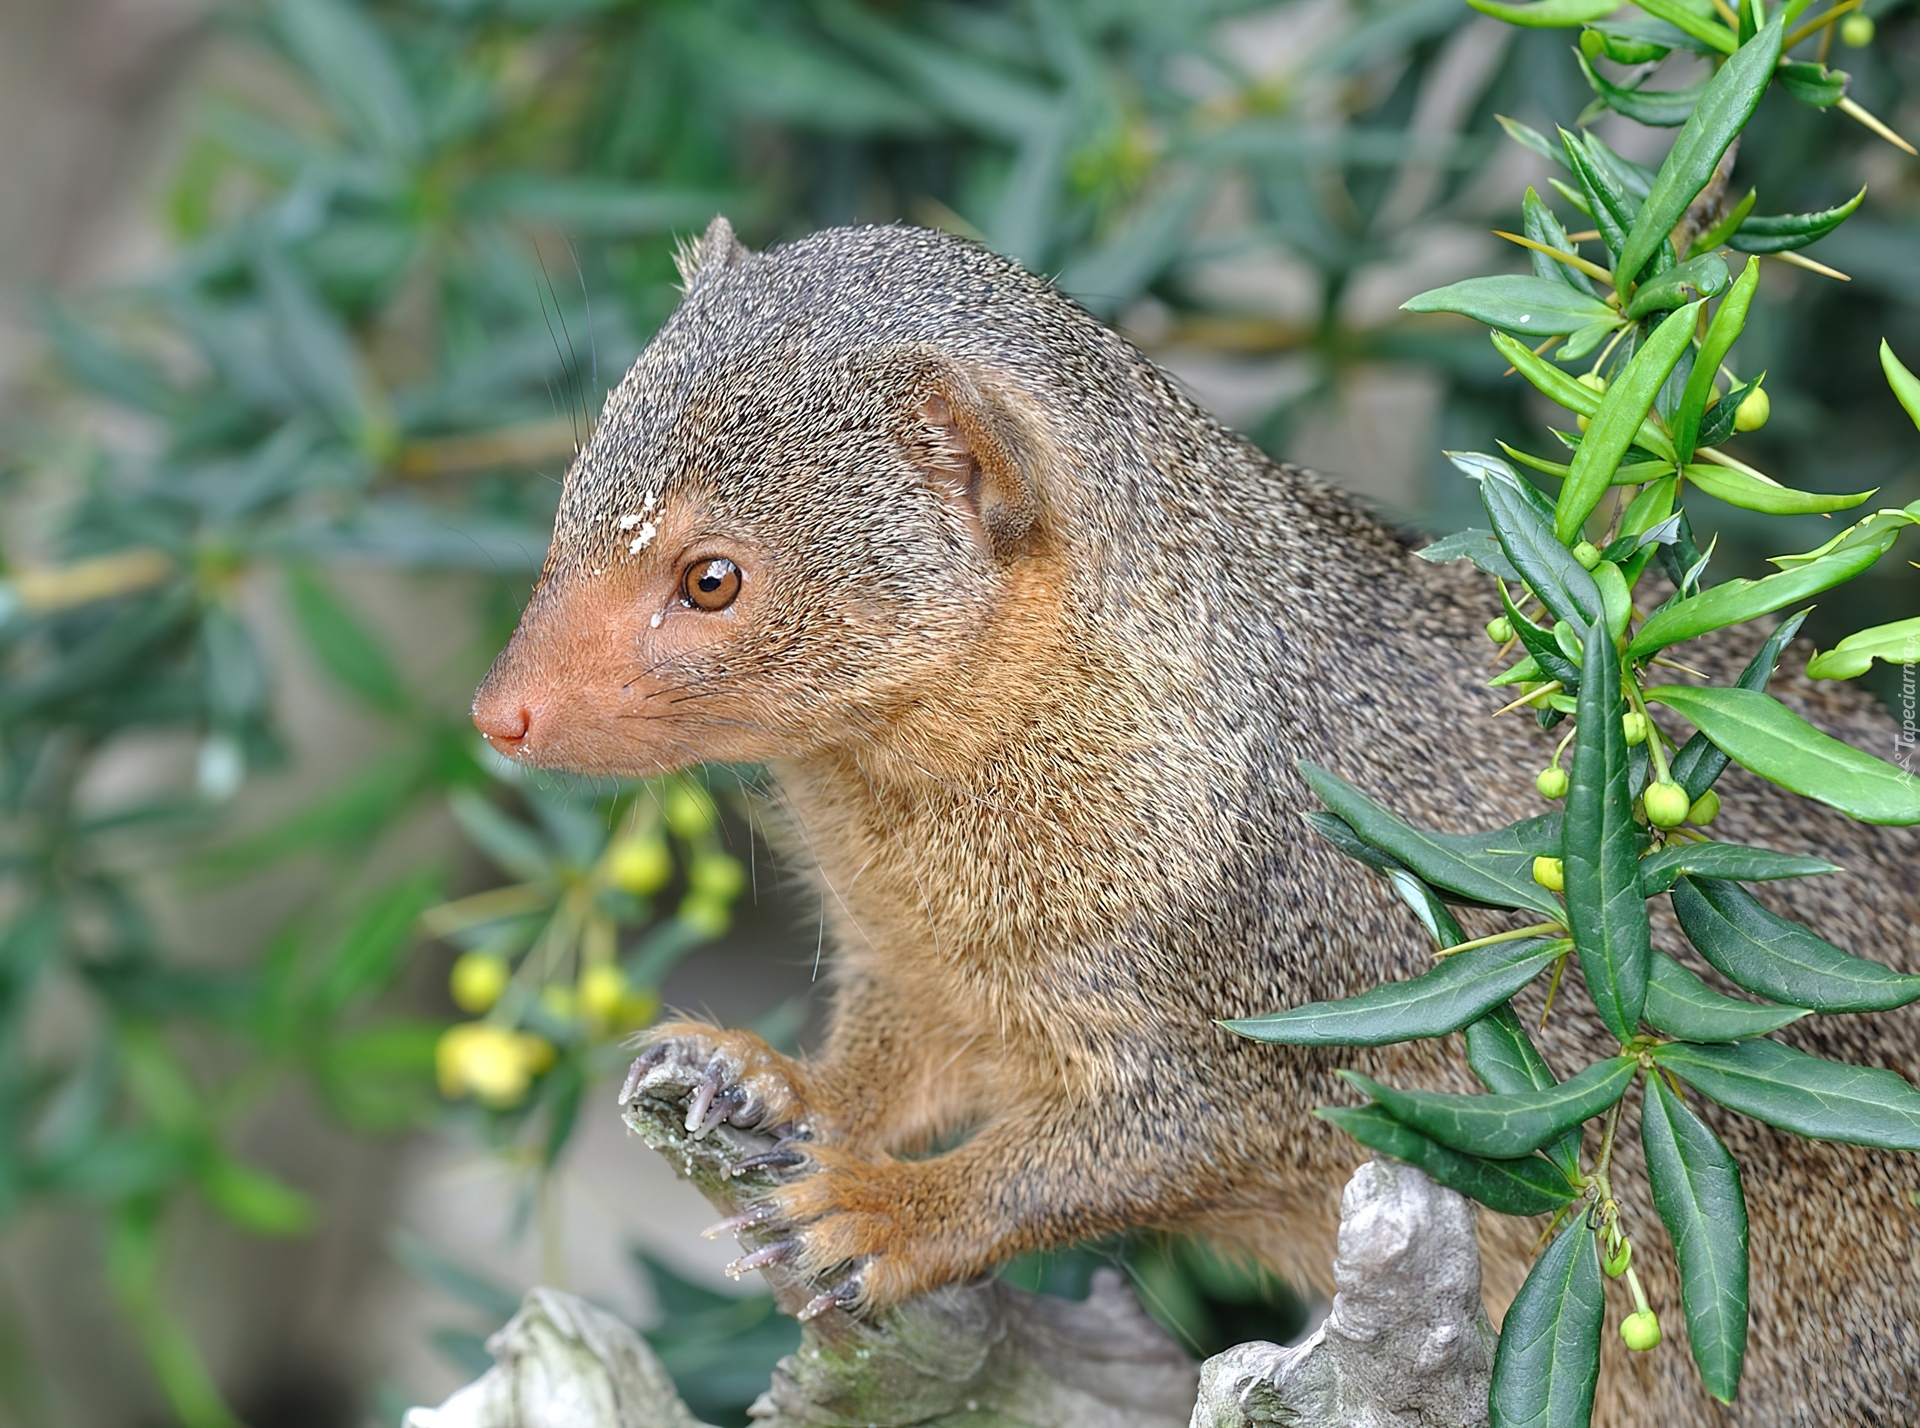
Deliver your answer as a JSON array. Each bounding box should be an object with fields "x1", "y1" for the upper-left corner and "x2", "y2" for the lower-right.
[
  {"x1": 675, "y1": 215, "x2": 751, "y2": 294},
  {"x1": 912, "y1": 370, "x2": 1044, "y2": 561}
]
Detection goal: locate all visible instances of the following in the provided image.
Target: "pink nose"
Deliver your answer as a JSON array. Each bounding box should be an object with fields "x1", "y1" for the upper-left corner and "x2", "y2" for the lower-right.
[{"x1": 472, "y1": 692, "x2": 531, "y2": 755}]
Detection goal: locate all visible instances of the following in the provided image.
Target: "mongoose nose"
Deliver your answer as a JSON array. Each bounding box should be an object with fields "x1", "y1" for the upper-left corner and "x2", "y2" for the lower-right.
[{"x1": 472, "y1": 695, "x2": 531, "y2": 755}]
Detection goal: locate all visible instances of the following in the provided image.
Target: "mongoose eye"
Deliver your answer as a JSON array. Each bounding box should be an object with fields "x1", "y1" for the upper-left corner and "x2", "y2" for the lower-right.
[{"x1": 681, "y1": 557, "x2": 742, "y2": 612}]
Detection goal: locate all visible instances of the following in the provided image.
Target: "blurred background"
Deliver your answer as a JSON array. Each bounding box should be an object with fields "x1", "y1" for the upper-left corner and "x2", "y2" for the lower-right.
[{"x1": 0, "y1": 1, "x2": 1915, "y2": 1425}]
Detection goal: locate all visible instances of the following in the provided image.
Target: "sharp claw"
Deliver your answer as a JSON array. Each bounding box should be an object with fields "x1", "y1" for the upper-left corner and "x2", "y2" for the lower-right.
[
  {"x1": 732, "y1": 1149, "x2": 806, "y2": 1176},
  {"x1": 699, "y1": 1085, "x2": 749, "y2": 1135},
  {"x1": 799, "y1": 1275, "x2": 862, "y2": 1321},
  {"x1": 684, "y1": 1074, "x2": 720, "y2": 1135},
  {"x1": 701, "y1": 1204, "x2": 776, "y2": 1241},
  {"x1": 799, "y1": 1291, "x2": 837, "y2": 1321},
  {"x1": 619, "y1": 1046, "x2": 670, "y2": 1104},
  {"x1": 727, "y1": 1239, "x2": 797, "y2": 1278}
]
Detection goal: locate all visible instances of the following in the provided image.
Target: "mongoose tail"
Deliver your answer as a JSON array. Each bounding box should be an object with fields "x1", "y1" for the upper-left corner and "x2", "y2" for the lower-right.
[{"x1": 475, "y1": 219, "x2": 1920, "y2": 1426}]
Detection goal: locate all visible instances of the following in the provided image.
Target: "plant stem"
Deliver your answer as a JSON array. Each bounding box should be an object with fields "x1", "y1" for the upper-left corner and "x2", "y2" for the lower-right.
[{"x1": 1434, "y1": 921, "x2": 1565, "y2": 958}]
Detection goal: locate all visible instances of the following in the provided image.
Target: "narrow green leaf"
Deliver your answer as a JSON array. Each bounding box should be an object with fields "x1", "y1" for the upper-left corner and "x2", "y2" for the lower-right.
[
  {"x1": 1616, "y1": 13, "x2": 1783, "y2": 285},
  {"x1": 1503, "y1": 587, "x2": 1583, "y2": 686},
  {"x1": 1559, "y1": 302, "x2": 1702, "y2": 542},
  {"x1": 1689, "y1": 187, "x2": 1758, "y2": 257},
  {"x1": 1638, "y1": 843, "x2": 1837, "y2": 894},
  {"x1": 285, "y1": 565, "x2": 408, "y2": 715},
  {"x1": 1881, "y1": 340, "x2": 1920, "y2": 431},
  {"x1": 1298, "y1": 763, "x2": 1568, "y2": 916},
  {"x1": 1624, "y1": 255, "x2": 1729, "y2": 318},
  {"x1": 1628, "y1": 542, "x2": 1891, "y2": 658},
  {"x1": 1729, "y1": 187, "x2": 1866, "y2": 253},
  {"x1": 1342, "y1": 1057, "x2": 1636, "y2": 1159},
  {"x1": 1564, "y1": 620, "x2": 1650, "y2": 1041},
  {"x1": 1644, "y1": 951, "x2": 1811, "y2": 1040},
  {"x1": 1317, "y1": 1106, "x2": 1577, "y2": 1216},
  {"x1": 1560, "y1": 128, "x2": 1637, "y2": 260},
  {"x1": 1654, "y1": 1038, "x2": 1920, "y2": 1150},
  {"x1": 1772, "y1": 60, "x2": 1848, "y2": 108},
  {"x1": 1491, "y1": 332, "x2": 1678, "y2": 462},
  {"x1": 315, "y1": 869, "x2": 443, "y2": 1014},
  {"x1": 1302, "y1": 810, "x2": 1406, "y2": 874},
  {"x1": 1488, "y1": 1219, "x2": 1604, "y2": 1428},
  {"x1": 1767, "y1": 502, "x2": 1920, "y2": 570},
  {"x1": 1418, "y1": 528, "x2": 1522, "y2": 582},
  {"x1": 196, "y1": 1154, "x2": 317, "y2": 1236},
  {"x1": 1671, "y1": 876, "x2": 1920, "y2": 1011},
  {"x1": 1467, "y1": 1004, "x2": 1584, "y2": 1179},
  {"x1": 269, "y1": 0, "x2": 422, "y2": 160},
  {"x1": 1578, "y1": 51, "x2": 1708, "y2": 125},
  {"x1": 1470, "y1": 0, "x2": 1623, "y2": 24},
  {"x1": 1691, "y1": 377, "x2": 1760, "y2": 452},
  {"x1": 1647, "y1": 688, "x2": 1920, "y2": 824},
  {"x1": 1669, "y1": 611, "x2": 1807, "y2": 800},
  {"x1": 1673, "y1": 254, "x2": 1758, "y2": 465},
  {"x1": 1523, "y1": 187, "x2": 1598, "y2": 295},
  {"x1": 1642, "y1": 1076, "x2": 1748, "y2": 1401},
  {"x1": 1387, "y1": 868, "x2": 1469, "y2": 948},
  {"x1": 1403, "y1": 276, "x2": 1617, "y2": 336},
  {"x1": 1224, "y1": 938, "x2": 1564, "y2": 1046},
  {"x1": 1633, "y1": 0, "x2": 1738, "y2": 51},
  {"x1": 1682, "y1": 462, "x2": 1874, "y2": 516},
  {"x1": 1807, "y1": 616, "x2": 1920, "y2": 680},
  {"x1": 1482, "y1": 468, "x2": 1605, "y2": 630}
]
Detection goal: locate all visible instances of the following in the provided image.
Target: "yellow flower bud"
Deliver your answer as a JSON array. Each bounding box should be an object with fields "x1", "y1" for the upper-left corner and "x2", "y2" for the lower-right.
[
  {"x1": 449, "y1": 952, "x2": 510, "y2": 1013},
  {"x1": 689, "y1": 852, "x2": 745, "y2": 900},
  {"x1": 1841, "y1": 12, "x2": 1874, "y2": 45},
  {"x1": 1532, "y1": 856, "x2": 1565, "y2": 892},
  {"x1": 1644, "y1": 781, "x2": 1691, "y2": 828},
  {"x1": 614, "y1": 988, "x2": 662, "y2": 1031},
  {"x1": 539, "y1": 984, "x2": 576, "y2": 1022},
  {"x1": 1689, "y1": 789, "x2": 1721, "y2": 825},
  {"x1": 1572, "y1": 541, "x2": 1602, "y2": 570},
  {"x1": 578, "y1": 963, "x2": 627, "y2": 1021},
  {"x1": 679, "y1": 893, "x2": 732, "y2": 937},
  {"x1": 1734, "y1": 385, "x2": 1769, "y2": 432},
  {"x1": 1621, "y1": 1309, "x2": 1662, "y2": 1351},
  {"x1": 1622, "y1": 712, "x2": 1649, "y2": 746},
  {"x1": 606, "y1": 836, "x2": 672, "y2": 895},
  {"x1": 435, "y1": 1024, "x2": 553, "y2": 1108},
  {"x1": 663, "y1": 782, "x2": 717, "y2": 838},
  {"x1": 1487, "y1": 616, "x2": 1514, "y2": 644},
  {"x1": 1536, "y1": 767, "x2": 1570, "y2": 800}
]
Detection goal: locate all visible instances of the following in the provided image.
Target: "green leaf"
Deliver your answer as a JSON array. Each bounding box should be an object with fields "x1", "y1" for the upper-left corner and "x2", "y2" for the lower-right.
[
  {"x1": 1682, "y1": 462, "x2": 1874, "y2": 516},
  {"x1": 1767, "y1": 502, "x2": 1920, "y2": 570},
  {"x1": 269, "y1": 0, "x2": 422, "y2": 160},
  {"x1": 1488, "y1": 1219, "x2": 1604, "y2": 1428},
  {"x1": 1881, "y1": 340, "x2": 1920, "y2": 431},
  {"x1": 1672, "y1": 254, "x2": 1758, "y2": 464},
  {"x1": 1302, "y1": 810, "x2": 1405, "y2": 874},
  {"x1": 1638, "y1": 842, "x2": 1837, "y2": 894},
  {"x1": 1624, "y1": 255, "x2": 1728, "y2": 319},
  {"x1": 1691, "y1": 378, "x2": 1760, "y2": 453},
  {"x1": 1469, "y1": 0, "x2": 1623, "y2": 24},
  {"x1": 1491, "y1": 332, "x2": 1678, "y2": 463},
  {"x1": 1646, "y1": 687, "x2": 1920, "y2": 824},
  {"x1": 1729, "y1": 187, "x2": 1866, "y2": 253},
  {"x1": 1772, "y1": 60, "x2": 1847, "y2": 108},
  {"x1": 1671, "y1": 876, "x2": 1920, "y2": 1011},
  {"x1": 1559, "y1": 303, "x2": 1702, "y2": 543},
  {"x1": 1224, "y1": 938, "x2": 1566, "y2": 1046},
  {"x1": 1523, "y1": 187, "x2": 1597, "y2": 295},
  {"x1": 1644, "y1": 951, "x2": 1811, "y2": 1040},
  {"x1": 1577, "y1": 51, "x2": 1708, "y2": 126},
  {"x1": 1633, "y1": 0, "x2": 1739, "y2": 52},
  {"x1": 1615, "y1": 13, "x2": 1783, "y2": 286},
  {"x1": 1402, "y1": 276, "x2": 1617, "y2": 337},
  {"x1": 1560, "y1": 128, "x2": 1636, "y2": 260},
  {"x1": 1628, "y1": 542, "x2": 1893, "y2": 659},
  {"x1": 461, "y1": 177, "x2": 740, "y2": 235},
  {"x1": 1563, "y1": 620, "x2": 1650, "y2": 1042},
  {"x1": 1807, "y1": 616, "x2": 1920, "y2": 679},
  {"x1": 1498, "y1": 114, "x2": 1569, "y2": 166},
  {"x1": 285, "y1": 565, "x2": 407, "y2": 715},
  {"x1": 1317, "y1": 1106, "x2": 1577, "y2": 1217},
  {"x1": 1417, "y1": 528, "x2": 1522, "y2": 582},
  {"x1": 1481, "y1": 468, "x2": 1605, "y2": 630},
  {"x1": 1641, "y1": 1076, "x2": 1748, "y2": 1401},
  {"x1": 1653, "y1": 1038, "x2": 1920, "y2": 1150},
  {"x1": 1342, "y1": 1057, "x2": 1636, "y2": 1159},
  {"x1": 196, "y1": 1153, "x2": 316, "y2": 1236},
  {"x1": 313, "y1": 869, "x2": 443, "y2": 1015},
  {"x1": 1298, "y1": 763, "x2": 1567, "y2": 917},
  {"x1": 1386, "y1": 868, "x2": 1469, "y2": 948},
  {"x1": 1669, "y1": 611, "x2": 1807, "y2": 799},
  {"x1": 1467, "y1": 1004, "x2": 1584, "y2": 1180}
]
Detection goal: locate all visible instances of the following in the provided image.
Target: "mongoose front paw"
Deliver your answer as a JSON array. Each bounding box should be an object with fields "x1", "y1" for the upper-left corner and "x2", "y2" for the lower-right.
[{"x1": 619, "y1": 1020, "x2": 810, "y2": 1140}]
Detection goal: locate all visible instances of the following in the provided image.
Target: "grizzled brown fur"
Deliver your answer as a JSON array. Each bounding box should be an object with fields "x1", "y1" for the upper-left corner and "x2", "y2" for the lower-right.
[{"x1": 473, "y1": 218, "x2": 1920, "y2": 1426}]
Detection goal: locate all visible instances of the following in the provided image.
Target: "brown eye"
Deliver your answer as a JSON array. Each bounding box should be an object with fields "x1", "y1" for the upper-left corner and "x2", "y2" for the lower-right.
[{"x1": 681, "y1": 557, "x2": 742, "y2": 612}]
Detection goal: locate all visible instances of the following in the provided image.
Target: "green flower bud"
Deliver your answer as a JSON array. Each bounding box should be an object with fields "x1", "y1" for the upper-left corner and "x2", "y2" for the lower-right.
[
  {"x1": 1577, "y1": 373, "x2": 1609, "y2": 395},
  {"x1": 1645, "y1": 780, "x2": 1691, "y2": 828},
  {"x1": 1572, "y1": 541, "x2": 1602, "y2": 570},
  {"x1": 1621, "y1": 1309, "x2": 1662, "y2": 1352},
  {"x1": 1580, "y1": 26, "x2": 1607, "y2": 57},
  {"x1": 1532, "y1": 855, "x2": 1565, "y2": 892},
  {"x1": 450, "y1": 952, "x2": 510, "y2": 1014},
  {"x1": 1536, "y1": 767, "x2": 1570, "y2": 800},
  {"x1": 1487, "y1": 616, "x2": 1514, "y2": 644},
  {"x1": 1841, "y1": 12, "x2": 1874, "y2": 45},
  {"x1": 1689, "y1": 788, "x2": 1721, "y2": 825},
  {"x1": 1603, "y1": 1237, "x2": 1632, "y2": 1279},
  {"x1": 1622, "y1": 711, "x2": 1649, "y2": 746},
  {"x1": 1735, "y1": 385, "x2": 1770, "y2": 432}
]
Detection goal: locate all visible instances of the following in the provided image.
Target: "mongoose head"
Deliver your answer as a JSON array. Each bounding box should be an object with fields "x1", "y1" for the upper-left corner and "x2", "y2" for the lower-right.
[{"x1": 472, "y1": 218, "x2": 1120, "y2": 777}]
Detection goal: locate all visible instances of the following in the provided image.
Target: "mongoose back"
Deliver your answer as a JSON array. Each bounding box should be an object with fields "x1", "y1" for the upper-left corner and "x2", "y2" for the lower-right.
[{"x1": 473, "y1": 218, "x2": 1920, "y2": 1426}]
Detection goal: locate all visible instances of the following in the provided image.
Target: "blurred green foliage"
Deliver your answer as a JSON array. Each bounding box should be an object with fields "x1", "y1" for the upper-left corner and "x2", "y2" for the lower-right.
[{"x1": 0, "y1": 0, "x2": 1915, "y2": 1423}]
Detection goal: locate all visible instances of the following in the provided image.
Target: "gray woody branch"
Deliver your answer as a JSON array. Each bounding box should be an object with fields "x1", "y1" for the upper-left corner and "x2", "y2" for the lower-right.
[{"x1": 404, "y1": 1086, "x2": 1493, "y2": 1428}]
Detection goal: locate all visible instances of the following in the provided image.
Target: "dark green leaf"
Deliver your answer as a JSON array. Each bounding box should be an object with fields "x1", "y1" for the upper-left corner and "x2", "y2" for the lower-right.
[
  {"x1": 1772, "y1": 60, "x2": 1847, "y2": 109},
  {"x1": 1638, "y1": 843, "x2": 1838, "y2": 894},
  {"x1": 1647, "y1": 688, "x2": 1920, "y2": 824},
  {"x1": 1523, "y1": 187, "x2": 1597, "y2": 295},
  {"x1": 1671, "y1": 876, "x2": 1920, "y2": 1011},
  {"x1": 1467, "y1": 1004, "x2": 1584, "y2": 1179},
  {"x1": 196, "y1": 1153, "x2": 316, "y2": 1236},
  {"x1": 1730, "y1": 187, "x2": 1867, "y2": 254},
  {"x1": 1623, "y1": 255, "x2": 1729, "y2": 319},
  {"x1": 1564, "y1": 620, "x2": 1650, "y2": 1042},
  {"x1": 1481, "y1": 468, "x2": 1605, "y2": 630},
  {"x1": 1615, "y1": 13, "x2": 1783, "y2": 285},
  {"x1": 1488, "y1": 1218, "x2": 1604, "y2": 1428},
  {"x1": 1298, "y1": 763, "x2": 1566, "y2": 917},
  {"x1": 1644, "y1": 951, "x2": 1810, "y2": 1041},
  {"x1": 1560, "y1": 128, "x2": 1636, "y2": 260},
  {"x1": 285, "y1": 565, "x2": 407, "y2": 715},
  {"x1": 1806, "y1": 616, "x2": 1920, "y2": 680},
  {"x1": 1301, "y1": 810, "x2": 1406, "y2": 874},
  {"x1": 1577, "y1": 51, "x2": 1707, "y2": 126},
  {"x1": 1317, "y1": 1106, "x2": 1576, "y2": 1217},
  {"x1": 314, "y1": 869, "x2": 442, "y2": 1014},
  {"x1": 1502, "y1": 586, "x2": 1582, "y2": 686},
  {"x1": 1670, "y1": 611, "x2": 1806, "y2": 799},
  {"x1": 1629, "y1": 537, "x2": 1894, "y2": 659},
  {"x1": 1469, "y1": 0, "x2": 1624, "y2": 24},
  {"x1": 1490, "y1": 333, "x2": 1678, "y2": 462},
  {"x1": 1641, "y1": 1076, "x2": 1748, "y2": 1401},
  {"x1": 1386, "y1": 868, "x2": 1469, "y2": 948},
  {"x1": 1403, "y1": 276, "x2": 1616, "y2": 337},
  {"x1": 1681, "y1": 458, "x2": 1868, "y2": 518},
  {"x1": 1224, "y1": 938, "x2": 1565, "y2": 1046},
  {"x1": 1417, "y1": 528, "x2": 1522, "y2": 582},
  {"x1": 1653, "y1": 1038, "x2": 1920, "y2": 1150},
  {"x1": 1342, "y1": 1057, "x2": 1636, "y2": 1159},
  {"x1": 269, "y1": 0, "x2": 422, "y2": 160}
]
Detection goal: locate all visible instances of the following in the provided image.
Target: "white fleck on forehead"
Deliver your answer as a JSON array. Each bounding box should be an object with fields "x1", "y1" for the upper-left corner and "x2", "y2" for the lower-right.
[
  {"x1": 627, "y1": 521, "x2": 658, "y2": 555},
  {"x1": 614, "y1": 489, "x2": 664, "y2": 556}
]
